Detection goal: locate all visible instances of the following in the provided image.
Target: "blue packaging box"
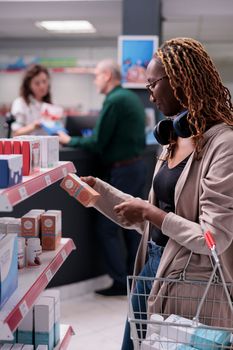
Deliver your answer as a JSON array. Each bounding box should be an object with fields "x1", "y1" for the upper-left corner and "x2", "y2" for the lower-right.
[
  {"x1": 0, "y1": 155, "x2": 23, "y2": 188},
  {"x1": 0, "y1": 234, "x2": 18, "y2": 309}
]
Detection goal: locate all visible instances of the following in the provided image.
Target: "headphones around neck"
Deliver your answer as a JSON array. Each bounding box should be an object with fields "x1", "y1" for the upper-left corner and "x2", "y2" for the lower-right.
[{"x1": 153, "y1": 110, "x2": 193, "y2": 145}]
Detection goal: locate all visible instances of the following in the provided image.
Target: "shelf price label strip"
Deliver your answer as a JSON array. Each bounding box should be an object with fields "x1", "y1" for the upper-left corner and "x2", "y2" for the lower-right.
[
  {"x1": 0, "y1": 161, "x2": 76, "y2": 211},
  {"x1": 5, "y1": 238, "x2": 76, "y2": 333}
]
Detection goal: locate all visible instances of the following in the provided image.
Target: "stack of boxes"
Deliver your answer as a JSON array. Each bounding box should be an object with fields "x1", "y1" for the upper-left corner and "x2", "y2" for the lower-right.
[
  {"x1": 0, "y1": 135, "x2": 59, "y2": 183},
  {"x1": 5, "y1": 289, "x2": 60, "y2": 350}
]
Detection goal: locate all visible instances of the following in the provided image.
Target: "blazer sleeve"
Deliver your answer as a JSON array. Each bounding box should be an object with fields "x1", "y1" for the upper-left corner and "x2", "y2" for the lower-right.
[
  {"x1": 93, "y1": 178, "x2": 146, "y2": 234},
  {"x1": 162, "y1": 140, "x2": 233, "y2": 256}
]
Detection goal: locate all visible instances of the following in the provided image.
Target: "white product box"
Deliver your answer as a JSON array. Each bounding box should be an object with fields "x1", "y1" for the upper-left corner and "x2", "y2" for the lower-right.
[
  {"x1": 17, "y1": 237, "x2": 25, "y2": 269},
  {"x1": 42, "y1": 289, "x2": 60, "y2": 346},
  {"x1": 21, "y1": 346, "x2": 34, "y2": 350},
  {"x1": 0, "y1": 155, "x2": 22, "y2": 188},
  {"x1": 38, "y1": 136, "x2": 59, "y2": 168},
  {"x1": 17, "y1": 308, "x2": 33, "y2": 344},
  {"x1": 0, "y1": 218, "x2": 21, "y2": 236},
  {"x1": 36, "y1": 345, "x2": 48, "y2": 350},
  {"x1": 0, "y1": 234, "x2": 18, "y2": 308},
  {"x1": 160, "y1": 314, "x2": 231, "y2": 350},
  {"x1": 34, "y1": 296, "x2": 54, "y2": 350}
]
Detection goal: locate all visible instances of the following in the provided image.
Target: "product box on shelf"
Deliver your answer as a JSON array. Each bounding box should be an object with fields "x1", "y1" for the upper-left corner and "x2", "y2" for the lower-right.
[
  {"x1": 42, "y1": 289, "x2": 60, "y2": 346},
  {"x1": 14, "y1": 136, "x2": 59, "y2": 169},
  {"x1": 34, "y1": 296, "x2": 54, "y2": 350},
  {"x1": 0, "y1": 234, "x2": 18, "y2": 309},
  {"x1": 0, "y1": 155, "x2": 23, "y2": 188},
  {"x1": 37, "y1": 136, "x2": 59, "y2": 168},
  {"x1": 41, "y1": 211, "x2": 62, "y2": 250},
  {"x1": 13, "y1": 139, "x2": 40, "y2": 176},
  {"x1": 60, "y1": 173, "x2": 100, "y2": 207},
  {"x1": 21, "y1": 212, "x2": 40, "y2": 238},
  {"x1": 36, "y1": 345, "x2": 48, "y2": 350},
  {"x1": 0, "y1": 218, "x2": 21, "y2": 236},
  {"x1": 0, "y1": 139, "x2": 13, "y2": 155},
  {"x1": 17, "y1": 308, "x2": 33, "y2": 344}
]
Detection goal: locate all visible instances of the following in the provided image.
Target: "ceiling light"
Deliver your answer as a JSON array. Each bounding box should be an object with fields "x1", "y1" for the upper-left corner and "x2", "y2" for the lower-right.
[{"x1": 36, "y1": 20, "x2": 96, "y2": 33}]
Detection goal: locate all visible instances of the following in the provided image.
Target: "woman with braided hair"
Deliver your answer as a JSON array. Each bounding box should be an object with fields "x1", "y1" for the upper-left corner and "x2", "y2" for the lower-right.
[{"x1": 81, "y1": 37, "x2": 233, "y2": 349}]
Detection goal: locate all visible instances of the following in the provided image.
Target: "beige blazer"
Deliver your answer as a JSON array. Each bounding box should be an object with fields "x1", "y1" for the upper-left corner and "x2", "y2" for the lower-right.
[{"x1": 93, "y1": 123, "x2": 233, "y2": 326}]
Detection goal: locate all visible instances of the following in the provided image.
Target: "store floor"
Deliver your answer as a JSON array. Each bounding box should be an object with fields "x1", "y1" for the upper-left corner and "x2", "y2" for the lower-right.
[{"x1": 60, "y1": 292, "x2": 127, "y2": 350}]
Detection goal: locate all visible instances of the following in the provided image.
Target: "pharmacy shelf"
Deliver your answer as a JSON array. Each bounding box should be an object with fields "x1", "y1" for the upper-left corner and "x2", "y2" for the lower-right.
[
  {"x1": 0, "y1": 161, "x2": 76, "y2": 212},
  {"x1": 0, "y1": 238, "x2": 76, "y2": 341},
  {"x1": 55, "y1": 324, "x2": 75, "y2": 350}
]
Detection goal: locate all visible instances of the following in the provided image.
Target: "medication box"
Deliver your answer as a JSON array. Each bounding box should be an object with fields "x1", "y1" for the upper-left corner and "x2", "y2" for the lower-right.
[
  {"x1": 60, "y1": 173, "x2": 100, "y2": 207},
  {"x1": 42, "y1": 289, "x2": 60, "y2": 346},
  {"x1": 14, "y1": 139, "x2": 40, "y2": 176},
  {"x1": 160, "y1": 314, "x2": 231, "y2": 350},
  {"x1": 0, "y1": 234, "x2": 18, "y2": 309},
  {"x1": 41, "y1": 210, "x2": 62, "y2": 250},
  {"x1": 34, "y1": 296, "x2": 54, "y2": 350},
  {"x1": 0, "y1": 155, "x2": 23, "y2": 188},
  {"x1": 17, "y1": 308, "x2": 33, "y2": 344}
]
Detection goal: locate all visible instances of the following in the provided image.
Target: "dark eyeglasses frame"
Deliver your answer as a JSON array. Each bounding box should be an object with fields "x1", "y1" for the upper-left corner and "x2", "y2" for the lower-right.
[{"x1": 146, "y1": 75, "x2": 167, "y2": 93}]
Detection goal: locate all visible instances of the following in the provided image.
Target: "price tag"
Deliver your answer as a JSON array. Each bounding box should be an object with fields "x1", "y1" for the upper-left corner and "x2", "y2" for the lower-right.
[
  {"x1": 46, "y1": 269, "x2": 53, "y2": 282},
  {"x1": 18, "y1": 186, "x2": 28, "y2": 200},
  {"x1": 45, "y1": 174, "x2": 52, "y2": 186},
  {"x1": 19, "y1": 300, "x2": 29, "y2": 318},
  {"x1": 61, "y1": 249, "x2": 67, "y2": 262},
  {"x1": 62, "y1": 167, "x2": 68, "y2": 177}
]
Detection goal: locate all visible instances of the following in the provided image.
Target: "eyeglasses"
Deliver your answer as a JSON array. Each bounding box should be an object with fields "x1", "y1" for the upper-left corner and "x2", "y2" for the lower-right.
[{"x1": 146, "y1": 75, "x2": 167, "y2": 93}]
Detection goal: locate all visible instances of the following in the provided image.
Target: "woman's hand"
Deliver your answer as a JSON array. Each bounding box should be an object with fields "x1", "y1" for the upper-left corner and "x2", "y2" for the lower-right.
[
  {"x1": 114, "y1": 199, "x2": 167, "y2": 228},
  {"x1": 57, "y1": 131, "x2": 71, "y2": 145},
  {"x1": 114, "y1": 198, "x2": 150, "y2": 225},
  {"x1": 80, "y1": 176, "x2": 96, "y2": 188}
]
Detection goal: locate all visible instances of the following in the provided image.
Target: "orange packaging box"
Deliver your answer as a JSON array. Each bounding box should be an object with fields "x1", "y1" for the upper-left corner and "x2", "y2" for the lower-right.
[
  {"x1": 21, "y1": 212, "x2": 41, "y2": 238},
  {"x1": 60, "y1": 173, "x2": 100, "y2": 207},
  {"x1": 41, "y1": 210, "x2": 62, "y2": 250}
]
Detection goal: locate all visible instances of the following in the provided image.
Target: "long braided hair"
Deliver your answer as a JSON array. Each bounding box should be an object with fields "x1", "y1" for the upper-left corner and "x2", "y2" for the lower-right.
[{"x1": 156, "y1": 37, "x2": 233, "y2": 157}]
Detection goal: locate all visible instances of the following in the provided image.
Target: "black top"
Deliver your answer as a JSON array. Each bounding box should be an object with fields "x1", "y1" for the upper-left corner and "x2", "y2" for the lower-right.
[{"x1": 150, "y1": 156, "x2": 190, "y2": 246}]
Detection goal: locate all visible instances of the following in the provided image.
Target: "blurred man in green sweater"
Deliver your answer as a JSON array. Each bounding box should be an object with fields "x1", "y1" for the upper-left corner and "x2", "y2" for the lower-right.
[{"x1": 58, "y1": 59, "x2": 146, "y2": 295}]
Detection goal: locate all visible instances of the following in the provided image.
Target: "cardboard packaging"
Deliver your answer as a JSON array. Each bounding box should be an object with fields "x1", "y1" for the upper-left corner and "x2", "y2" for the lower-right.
[
  {"x1": 0, "y1": 155, "x2": 23, "y2": 188},
  {"x1": 14, "y1": 136, "x2": 59, "y2": 169},
  {"x1": 17, "y1": 308, "x2": 33, "y2": 344},
  {"x1": 60, "y1": 173, "x2": 100, "y2": 207},
  {"x1": 13, "y1": 139, "x2": 40, "y2": 176},
  {"x1": 41, "y1": 210, "x2": 62, "y2": 250},
  {"x1": 0, "y1": 217, "x2": 21, "y2": 236},
  {"x1": 0, "y1": 234, "x2": 18, "y2": 309},
  {"x1": 34, "y1": 296, "x2": 55, "y2": 350},
  {"x1": 160, "y1": 314, "x2": 231, "y2": 350},
  {"x1": 42, "y1": 289, "x2": 60, "y2": 346},
  {"x1": 21, "y1": 212, "x2": 41, "y2": 238},
  {"x1": 37, "y1": 136, "x2": 59, "y2": 168},
  {"x1": 41, "y1": 103, "x2": 63, "y2": 121}
]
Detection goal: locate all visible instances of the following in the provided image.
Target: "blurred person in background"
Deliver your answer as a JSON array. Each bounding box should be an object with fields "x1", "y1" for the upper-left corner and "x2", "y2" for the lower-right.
[
  {"x1": 11, "y1": 64, "x2": 52, "y2": 136},
  {"x1": 58, "y1": 59, "x2": 146, "y2": 296}
]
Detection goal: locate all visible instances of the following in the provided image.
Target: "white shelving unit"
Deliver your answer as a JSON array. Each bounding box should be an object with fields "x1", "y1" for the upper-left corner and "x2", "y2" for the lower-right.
[{"x1": 0, "y1": 161, "x2": 77, "y2": 349}]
